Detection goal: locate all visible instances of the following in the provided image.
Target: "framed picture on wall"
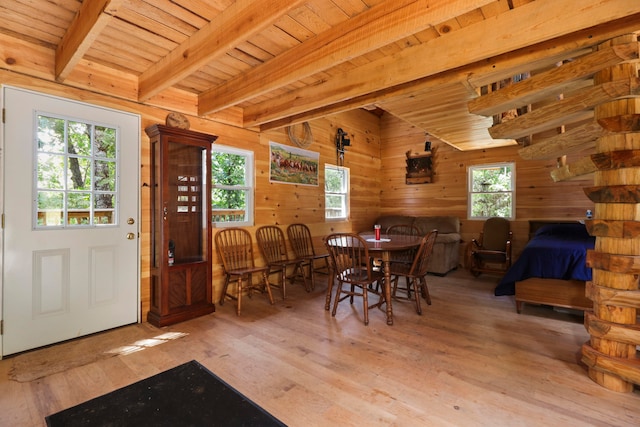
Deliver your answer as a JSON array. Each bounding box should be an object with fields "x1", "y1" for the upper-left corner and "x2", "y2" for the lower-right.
[{"x1": 269, "y1": 141, "x2": 319, "y2": 186}]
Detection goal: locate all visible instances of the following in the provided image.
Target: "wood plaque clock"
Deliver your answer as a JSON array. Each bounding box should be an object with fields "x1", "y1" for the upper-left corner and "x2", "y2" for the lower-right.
[{"x1": 165, "y1": 112, "x2": 190, "y2": 129}]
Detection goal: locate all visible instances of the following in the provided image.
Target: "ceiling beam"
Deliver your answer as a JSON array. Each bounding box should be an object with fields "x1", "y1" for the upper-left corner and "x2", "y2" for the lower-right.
[
  {"x1": 137, "y1": 0, "x2": 306, "y2": 102},
  {"x1": 55, "y1": 0, "x2": 124, "y2": 82},
  {"x1": 198, "y1": 0, "x2": 495, "y2": 115},
  {"x1": 243, "y1": 0, "x2": 640, "y2": 128},
  {"x1": 260, "y1": 15, "x2": 640, "y2": 132}
]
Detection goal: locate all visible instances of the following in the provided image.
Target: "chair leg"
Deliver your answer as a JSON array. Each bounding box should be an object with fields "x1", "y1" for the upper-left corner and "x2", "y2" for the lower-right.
[
  {"x1": 246, "y1": 273, "x2": 253, "y2": 299},
  {"x1": 236, "y1": 277, "x2": 243, "y2": 316},
  {"x1": 281, "y1": 268, "x2": 287, "y2": 299},
  {"x1": 390, "y1": 275, "x2": 397, "y2": 297},
  {"x1": 470, "y1": 256, "x2": 481, "y2": 277},
  {"x1": 308, "y1": 259, "x2": 315, "y2": 291},
  {"x1": 420, "y1": 276, "x2": 432, "y2": 305},
  {"x1": 324, "y1": 266, "x2": 334, "y2": 310},
  {"x1": 297, "y1": 262, "x2": 311, "y2": 292},
  {"x1": 362, "y1": 285, "x2": 369, "y2": 325},
  {"x1": 331, "y1": 281, "x2": 343, "y2": 317},
  {"x1": 391, "y1": 273, "x2": 413, "y2": 299},
  {"x1": 411, "y1": 278, "x2": 422, "y2": 315},
  {"x1": 220, "y1": 276, "x2": 231, "y2": 306},
  {"x1": 262, "y1": 272, "x2": 275, "y2": 305}
]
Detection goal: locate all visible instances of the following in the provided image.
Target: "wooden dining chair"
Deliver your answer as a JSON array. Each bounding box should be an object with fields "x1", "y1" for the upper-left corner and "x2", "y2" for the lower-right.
[
  {"x1": 214, "y1": 228, "x2": 274, "y2": 316},
  {"x1": 386, "y1": 223, "x2": 421, "y2": 266},
  {"x1": 256, "y1": 225, "x2": 309, "y2": 298},
  {"x1": 386, "y1": 224, "x2": 421, "y2": 236},
  {"x1": 323, "y1": 233, "x2": 385, "y2": 325},
  {"x1": 389, "y1": 229, "x2": 438, "y2": 314},
  {"x1": 286, "y1": 223, "x2": 330, "y2": 291}
]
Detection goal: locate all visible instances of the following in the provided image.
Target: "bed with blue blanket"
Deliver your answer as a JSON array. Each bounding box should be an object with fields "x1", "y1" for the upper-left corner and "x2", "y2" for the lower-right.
[{"x1": 494, "y1": 222, "x2": 595, "y2": 301}]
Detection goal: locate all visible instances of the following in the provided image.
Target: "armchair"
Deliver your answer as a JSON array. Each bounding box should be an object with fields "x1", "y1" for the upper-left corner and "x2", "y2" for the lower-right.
[{"x1": 467, "y1": 217, "x2": 512, "y2": 277}]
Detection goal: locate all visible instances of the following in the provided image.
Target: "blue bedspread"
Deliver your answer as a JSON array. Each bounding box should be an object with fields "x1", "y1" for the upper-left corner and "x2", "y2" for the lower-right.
[{"x1": 494, "y1": 223, "x2": 595, "y2": 296}]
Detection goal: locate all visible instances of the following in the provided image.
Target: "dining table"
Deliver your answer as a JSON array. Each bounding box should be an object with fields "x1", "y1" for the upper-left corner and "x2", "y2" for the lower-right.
[{"x1": 353, "y1": 233, "x2": 423, "y2": 325}]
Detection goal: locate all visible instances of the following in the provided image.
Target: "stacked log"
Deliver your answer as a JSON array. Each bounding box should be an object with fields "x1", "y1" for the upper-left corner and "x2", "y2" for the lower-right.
[{"x1": 581, "y1": 34, "x2": 640, "y2": 392}]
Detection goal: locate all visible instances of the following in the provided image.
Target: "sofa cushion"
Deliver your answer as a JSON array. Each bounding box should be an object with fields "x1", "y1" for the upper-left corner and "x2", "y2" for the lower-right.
[
  {"x1": 413, "y1": 216, "x2": 459, "y2": 235},
  {"x1": 433, "y1": 233, "x2": 460, "y2": 244},
  {"x1": 375, "y1": 215, "x2": 415, "y2": 233}
]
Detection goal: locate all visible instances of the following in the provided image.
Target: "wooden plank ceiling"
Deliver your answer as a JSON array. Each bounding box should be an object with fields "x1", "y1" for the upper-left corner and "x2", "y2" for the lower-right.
[{"x1": 1, "y1": 0, "x2": 638, "y2": 151}]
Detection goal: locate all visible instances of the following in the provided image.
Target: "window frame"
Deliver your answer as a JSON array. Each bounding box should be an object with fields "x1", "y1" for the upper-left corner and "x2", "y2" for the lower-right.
[
  {"x1": 211, "y1": 144, "x2": 254, "y2": 228},
  {"x1": 467, "y1": 162, "x2": 515, "y2": 220},
  {"x1": 325, "y1": 164, "x2": 350, "y2": 221}
]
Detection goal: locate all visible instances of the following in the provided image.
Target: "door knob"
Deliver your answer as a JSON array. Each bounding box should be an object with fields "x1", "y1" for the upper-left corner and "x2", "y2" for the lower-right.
[
  {"x1": 126, "y1": 232, "x2": 135, "y2": 240},
  {"x1": 127, "y1": 218, "x2": 135, "y2": 225}
]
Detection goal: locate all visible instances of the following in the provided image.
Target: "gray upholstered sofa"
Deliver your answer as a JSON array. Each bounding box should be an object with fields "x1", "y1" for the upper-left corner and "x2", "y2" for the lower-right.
[{"x1": 371, "y1": 215, "x2": 461, "y2": 275}]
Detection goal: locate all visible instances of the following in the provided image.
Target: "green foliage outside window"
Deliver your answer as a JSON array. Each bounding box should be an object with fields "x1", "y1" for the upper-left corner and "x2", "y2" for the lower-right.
[
  {"x1": 211, "y1": 148, "x2": 252, "y2": 225},
  {"x1": 469, "y1": 163, "x2": 514, "y2": 219},
  {"x1": 36, "y1": 115, "x2": 116, "y2": 227},
  {"x1": 211, "y1": 152, "x2": 246, "y2": 209}
]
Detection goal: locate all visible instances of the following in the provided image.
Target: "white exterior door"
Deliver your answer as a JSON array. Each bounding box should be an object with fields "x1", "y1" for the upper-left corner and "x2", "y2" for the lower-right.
[{"x1": 1, "y1": 86, "x2": 140, "y2": 356}]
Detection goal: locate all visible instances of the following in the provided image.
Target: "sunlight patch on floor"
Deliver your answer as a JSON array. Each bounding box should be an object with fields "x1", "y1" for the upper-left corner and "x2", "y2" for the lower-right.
[{"x1": 106, "y1": 332, "x2": 189, "y2": 356}]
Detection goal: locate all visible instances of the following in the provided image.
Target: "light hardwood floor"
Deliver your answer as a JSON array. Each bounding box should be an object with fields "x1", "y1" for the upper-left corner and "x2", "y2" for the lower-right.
[{"x1": 1, "y1": 269, "x2": 638, "y2": 426}]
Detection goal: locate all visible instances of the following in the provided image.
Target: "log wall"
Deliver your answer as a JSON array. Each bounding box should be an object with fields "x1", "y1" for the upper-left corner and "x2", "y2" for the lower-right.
[{"x1": 580, "y1": 35, "x2": 640, "y2": 392}]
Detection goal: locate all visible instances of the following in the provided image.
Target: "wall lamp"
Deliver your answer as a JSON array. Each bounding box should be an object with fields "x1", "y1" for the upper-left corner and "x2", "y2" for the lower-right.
[
  {"x1": 335, "y1": 128, "x2": 350, "y2": 166},
  {"x1": 424, "y1": 133, "x2": 432, "y2": 152}
]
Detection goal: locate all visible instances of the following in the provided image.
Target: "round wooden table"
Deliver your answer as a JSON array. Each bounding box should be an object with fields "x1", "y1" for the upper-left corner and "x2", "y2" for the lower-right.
[{"x1": 358, "y1": 233, "x2": 423, "y2": 325}]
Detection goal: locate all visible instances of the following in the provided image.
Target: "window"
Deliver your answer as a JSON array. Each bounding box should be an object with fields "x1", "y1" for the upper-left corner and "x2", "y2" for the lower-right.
[
  {"x1": 211, "y1": 145, "x2": 254, "y2": 227},
  {"x1": 35, "y1": 114, "x2": 117, "y2": 228},
  {"x1": 468, "y1": 162, "x2": 515, "y2": 219},
  {"x1": 325, "y1": 164, "x2": 349, "y2": 220}
]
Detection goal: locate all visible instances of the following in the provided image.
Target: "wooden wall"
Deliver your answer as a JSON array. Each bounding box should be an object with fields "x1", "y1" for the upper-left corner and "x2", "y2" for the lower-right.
[
  {"x1": 0, "y1": 71, "x2": 254, "y2": 318},
  {"x1": 0, "y1": 70, "x2": 383, "y2": 317},
  {"x1": 224, "y1": 110, "x2": 383, "y2": 302},
  {"x1": 0, "y1": 69, "x2": 597, "y2": 321},
  {"x1": 380, "y1": 113, "x2": 596, "y2": 263},
  {"x1": 259, "y1": 110, "x2": 382, "y2": 233}
]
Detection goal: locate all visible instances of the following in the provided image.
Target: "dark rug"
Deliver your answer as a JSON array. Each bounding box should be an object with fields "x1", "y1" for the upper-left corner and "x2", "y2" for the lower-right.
[{"x1": 45, "y1": 360, "x2": 286, "y2": 427}]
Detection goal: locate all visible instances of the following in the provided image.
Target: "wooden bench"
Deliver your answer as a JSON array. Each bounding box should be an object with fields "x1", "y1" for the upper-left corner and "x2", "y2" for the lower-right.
[{"x1": 515, "y1": 278, "x2": 592, "y2": 313}]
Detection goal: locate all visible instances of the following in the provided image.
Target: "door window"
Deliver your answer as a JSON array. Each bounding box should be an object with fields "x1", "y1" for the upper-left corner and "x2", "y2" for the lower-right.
[{"x1": 35, "y1": 114, "x2": 117, "y2": 228}]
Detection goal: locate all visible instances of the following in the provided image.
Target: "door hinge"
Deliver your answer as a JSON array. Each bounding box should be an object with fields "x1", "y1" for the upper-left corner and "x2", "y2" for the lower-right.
[
  {"x1": 2, "y1": 108, "x2": 4, "y2": 124},
  {"x1": 1, "y1": 320, "x2": 3, "y2": 335},
  {"x1": 1, "y1": 213, "x2": 4, "y2": 229}
]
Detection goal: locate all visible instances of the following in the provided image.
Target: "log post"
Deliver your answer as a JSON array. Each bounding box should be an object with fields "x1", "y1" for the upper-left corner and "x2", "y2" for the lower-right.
[{"x1": 582, "y1": 34, "x2": 640, "y2": 392}]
